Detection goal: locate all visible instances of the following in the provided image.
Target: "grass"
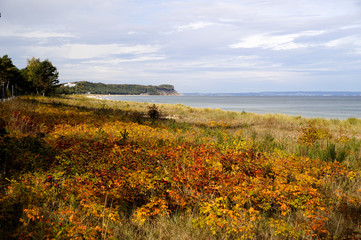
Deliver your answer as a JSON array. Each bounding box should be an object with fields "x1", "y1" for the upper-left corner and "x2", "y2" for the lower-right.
[{"x1": 1, "y1": 95, "x2": 361, "y2": 239}]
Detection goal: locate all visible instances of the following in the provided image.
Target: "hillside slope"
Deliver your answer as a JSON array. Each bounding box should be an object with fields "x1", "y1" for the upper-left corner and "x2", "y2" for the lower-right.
[{"x1": 58, "y1": 81, "x2": 180, "y2": 95}]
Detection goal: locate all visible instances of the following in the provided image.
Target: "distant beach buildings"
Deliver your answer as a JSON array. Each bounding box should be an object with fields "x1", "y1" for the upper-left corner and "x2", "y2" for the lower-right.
[{"x1": 63, "y1": 82, "x2": 76, "y2": 87}]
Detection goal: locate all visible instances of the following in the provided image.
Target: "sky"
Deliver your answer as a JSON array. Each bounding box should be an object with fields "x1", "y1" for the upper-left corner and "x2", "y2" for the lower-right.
[{"x1": 1, "y1": 0, "x2": 361, "y2": 93}]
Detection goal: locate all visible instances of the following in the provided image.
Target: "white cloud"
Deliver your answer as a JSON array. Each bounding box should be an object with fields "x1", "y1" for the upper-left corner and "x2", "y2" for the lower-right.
[
  {"x1": 340, "y1": 24, "x2": 361, "y2": 30},
  {"x1": 177, "y1": 21, "x2": 214, "y2": 32},
  {"x1": 29, "y1": 44, "x2": 161, "y2": 59},
  {"x1": 324, "y1": 36, "x2": 361, "y2": 55},
  {"x1": 325, "y1": 36, "x2": 361, "y2": 47},
  {"x1": 82, "y1": 55, "x2": 166, "y2": 64},
  {"x1": 230, "y1": 31, "x2": 325, "y2": 50},
  {"x1": 0, "y1": 29, "x2": 76, "y2": 39}
]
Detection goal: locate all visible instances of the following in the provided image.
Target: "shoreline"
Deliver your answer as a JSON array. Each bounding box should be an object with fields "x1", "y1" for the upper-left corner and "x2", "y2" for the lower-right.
[
  {"x1": 86, "y1": 93, "x2": 182, "y2": 100},
  {"x1": 84, "y1": 94, "x2": 361, "y2": 120}
]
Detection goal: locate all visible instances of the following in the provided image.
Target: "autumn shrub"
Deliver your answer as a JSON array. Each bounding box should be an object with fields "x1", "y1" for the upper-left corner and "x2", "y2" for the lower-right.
[
  {"x1": 258, "y1": 132, "x2": 285, "y2": 152},
  {"x1": 298, "y1": 124, "x2": 321, "y2": 146},
  {"x1": 148, "y1": 104, "x2": 160, "y2": 121},
  {"x1": 347, "y1": 117, "x2": 360, "y2": 125},
  {"x1": 0, "y1": 96, "x2": 361, "y2": 239}
]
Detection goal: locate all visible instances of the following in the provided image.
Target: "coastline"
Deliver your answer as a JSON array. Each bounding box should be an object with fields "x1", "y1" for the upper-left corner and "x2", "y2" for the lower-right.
[
  {"x1": 86, "y1": 94, "x2": 105, "y2": 99},
  {"x1": 84, "y1": 94, "x2": 361, "y2": 120},
  {"x1": 86, "y1": 93, "x2": 182, "y2": 100}
]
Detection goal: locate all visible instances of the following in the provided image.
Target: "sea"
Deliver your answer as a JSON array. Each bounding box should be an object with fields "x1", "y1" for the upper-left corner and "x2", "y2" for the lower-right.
[{"x1": 98, "y1": 95, "x2": 361, "y2": 119}]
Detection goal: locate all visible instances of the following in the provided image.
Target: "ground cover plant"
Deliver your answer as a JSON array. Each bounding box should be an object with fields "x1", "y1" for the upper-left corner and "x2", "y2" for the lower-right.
[{"x1": 1, "y1": 95, "x2": 361, "y2": 239}]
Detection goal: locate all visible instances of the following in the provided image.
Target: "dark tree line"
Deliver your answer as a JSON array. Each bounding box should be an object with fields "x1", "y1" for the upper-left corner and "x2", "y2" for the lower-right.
[
  {"x1": 57, "y1": 81, "x2": 177, "y2": 95},
  {"x1": 0, "y1": 55, "x2": 59, "y2": 99}
]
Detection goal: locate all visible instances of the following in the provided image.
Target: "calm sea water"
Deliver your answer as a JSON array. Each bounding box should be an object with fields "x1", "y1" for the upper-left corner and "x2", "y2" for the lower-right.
[{"x1": 99, "y1": 95, "x2": 361, "y2": 119}]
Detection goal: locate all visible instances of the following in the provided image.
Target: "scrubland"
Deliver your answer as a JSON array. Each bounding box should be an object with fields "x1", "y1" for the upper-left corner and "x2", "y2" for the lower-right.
[{"x1": 1, "y1": 95, "x2": 361, "y2": 239}]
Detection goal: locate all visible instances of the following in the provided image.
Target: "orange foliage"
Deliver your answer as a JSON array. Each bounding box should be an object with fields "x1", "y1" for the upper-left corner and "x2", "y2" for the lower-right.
[{"x1": 1, "y1": 97, "x2": 360, "y2": 239}]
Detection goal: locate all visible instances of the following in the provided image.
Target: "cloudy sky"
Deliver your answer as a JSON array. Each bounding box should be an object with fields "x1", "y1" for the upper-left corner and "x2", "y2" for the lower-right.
[{"x1": 1, "y1": 0, "x2": 361, "y2": 93}]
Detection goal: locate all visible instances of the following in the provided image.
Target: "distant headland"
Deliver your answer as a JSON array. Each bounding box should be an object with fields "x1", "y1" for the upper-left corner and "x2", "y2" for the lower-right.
[
  {"x1": 183, "y1": 91, "x2": 361, "y2": 97},
  {"x1": 58, "y1": 81, "x2": 180, "y2": 96}
]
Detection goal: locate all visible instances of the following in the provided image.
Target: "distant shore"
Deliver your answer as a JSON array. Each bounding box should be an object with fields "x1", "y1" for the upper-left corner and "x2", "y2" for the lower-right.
[
  {"x1": 85, "y1": 94, "x2": 361, "y2": 119},
  {"x1": 86, "y1": 94, "x2": 182, "y2": 100},
  {"x1": 182, "y1": 91, "x2": 361, "y2": 97}
]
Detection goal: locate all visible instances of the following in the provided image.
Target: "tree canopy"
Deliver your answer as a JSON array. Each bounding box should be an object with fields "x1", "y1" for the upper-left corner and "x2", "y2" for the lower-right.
[
  {"x1": 0, "y1": 55, "x2": 20, "y2": 98},
  {"x1": 0, "y1": 55, "x2": 60, "y2": 98},
  {"x1": 0, "y1": 55, "x2": 18, "y2": 86},
  {"x1": 25, "y1": 57, "x2": 59, "y2": 96}
]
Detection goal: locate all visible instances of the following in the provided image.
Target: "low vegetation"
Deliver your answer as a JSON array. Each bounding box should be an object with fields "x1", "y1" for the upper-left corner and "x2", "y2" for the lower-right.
[{"x1": 1, "y1": 95, "x2": 361, "y2": 239}]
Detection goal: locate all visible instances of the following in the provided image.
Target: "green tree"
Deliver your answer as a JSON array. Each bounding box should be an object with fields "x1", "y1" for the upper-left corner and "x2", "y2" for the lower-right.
[
  {"x1": 0, "y1": 55, "x2": 19, "y2": 98},
  {"x1": 26, "y1": 57, "x2": 59, "y2": 96}
]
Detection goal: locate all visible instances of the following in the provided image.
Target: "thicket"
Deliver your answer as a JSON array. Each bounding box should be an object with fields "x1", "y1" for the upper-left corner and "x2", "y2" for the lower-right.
[{"x1": 0, "y1": 96, "x2": 361, "y2": 239}]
